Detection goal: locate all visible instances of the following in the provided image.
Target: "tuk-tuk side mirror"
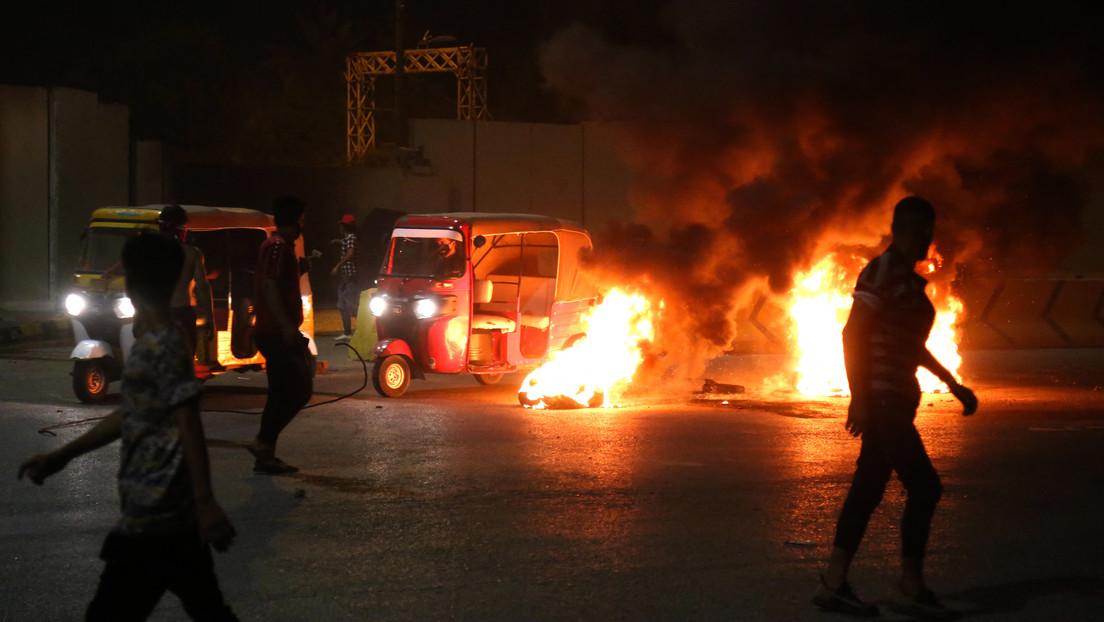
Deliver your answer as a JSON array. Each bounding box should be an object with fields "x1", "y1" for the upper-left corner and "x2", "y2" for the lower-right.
[{"x1": 473, "y1": 235, "x2": 486, "y2": 249}]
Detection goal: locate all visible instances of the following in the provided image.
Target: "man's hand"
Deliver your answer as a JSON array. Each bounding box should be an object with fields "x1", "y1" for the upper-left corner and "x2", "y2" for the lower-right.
[
  {"x1": 950, "y1": 383, "x2": 978, "y2": 416},
  {"x1": 330, "y1": 266, "x2": 339, "y2": 276},
  {"x1": 845, "y1": 401, "x2": 869, "y2": 437},
  {"x1": 197, "y1": 500, "x2": 236, "y2": 552},
  {"x1": 17, "y1": 452, "x2": 69, "y2": 485}
]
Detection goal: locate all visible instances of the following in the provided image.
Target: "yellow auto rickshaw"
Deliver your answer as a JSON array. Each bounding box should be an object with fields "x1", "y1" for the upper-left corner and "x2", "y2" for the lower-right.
[{"x1": 66, "y1": 205, "x2": 317, "y2": 402}]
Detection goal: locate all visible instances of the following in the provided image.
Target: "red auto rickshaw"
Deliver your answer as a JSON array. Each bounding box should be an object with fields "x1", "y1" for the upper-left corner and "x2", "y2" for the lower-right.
[{"x1": 368, "y1": 213, "x2": 598, "y2": 396}]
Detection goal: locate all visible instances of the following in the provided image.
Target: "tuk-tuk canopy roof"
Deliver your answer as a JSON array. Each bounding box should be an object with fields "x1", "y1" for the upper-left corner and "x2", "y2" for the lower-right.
[
  {"x1": 90, "y1": 205, "x2": 274, "y2": 231},
  {"x1": 396, "y1": 212, "x2": 590, "y2": 240}
]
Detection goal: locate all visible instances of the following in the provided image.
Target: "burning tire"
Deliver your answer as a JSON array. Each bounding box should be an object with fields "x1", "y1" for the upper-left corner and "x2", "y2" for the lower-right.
[
  {"x1": 517, "y1": 389, "x2": 605, "y2": 409},
  {"x1": 474, "y1": 373, "x2": 503, "y2": 385},
  {"x1": 372, "y1": 355, "x2": 411, "y2": 397}
]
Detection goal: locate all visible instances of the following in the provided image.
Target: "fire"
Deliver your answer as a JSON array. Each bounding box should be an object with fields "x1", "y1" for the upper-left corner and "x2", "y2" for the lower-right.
[
  {"x1": 519, "y1": 289, "x2": 656, "y2": 409},
  {"x1": 790, "y1": 249, "x2": 963, "y2": 396}
]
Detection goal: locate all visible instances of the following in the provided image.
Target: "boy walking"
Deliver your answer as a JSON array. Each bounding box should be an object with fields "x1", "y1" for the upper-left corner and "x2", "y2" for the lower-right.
[
  {"x1": 330, "y1": 213, "x2": 360, "y2": 341},
  {"x1": 19, "y1": 232, "x2": 238, "y2": 621}
]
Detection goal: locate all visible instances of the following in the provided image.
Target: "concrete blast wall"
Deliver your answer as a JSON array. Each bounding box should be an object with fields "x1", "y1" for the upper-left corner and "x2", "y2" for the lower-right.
[
  {"x1": 0, "y1": 85, "x2": 51, "y2": 304},
  {"x1": 410, "y1": 119, "x2": 632, "y2": 230},
  {"x1": 0, "y1": 86, "x2": 131, "y2": 309}
]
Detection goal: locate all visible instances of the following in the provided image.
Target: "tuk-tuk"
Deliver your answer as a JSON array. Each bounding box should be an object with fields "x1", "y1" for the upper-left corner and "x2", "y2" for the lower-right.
[
  {"x1": 368, "y1": 212, "x2": 598, "y2": 397},
  {"x1": 65, "y1": 205, "x2": 317, "y2": 402}
]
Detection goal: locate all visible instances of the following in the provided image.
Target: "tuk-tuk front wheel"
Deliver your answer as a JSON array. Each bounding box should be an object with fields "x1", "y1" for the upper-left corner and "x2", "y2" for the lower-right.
[
  {"x1": 474, "y1": 373, "x2": 503, "y2": 385},
  {"x1": 73, "y1": 360, "x2": 110, "y2": 403},
  {"x1": 372, "y1": 355, "x2": 411, "y2": 397}
]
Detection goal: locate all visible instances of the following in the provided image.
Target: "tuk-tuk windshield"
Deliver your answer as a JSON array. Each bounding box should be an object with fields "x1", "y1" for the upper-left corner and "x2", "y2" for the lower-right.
[
  {"x1": 79, "y1": 227, "x2": 138, "y2": 274},
  {"x1": 382, "y1": 228, "x2": 466, "y2": 279}
]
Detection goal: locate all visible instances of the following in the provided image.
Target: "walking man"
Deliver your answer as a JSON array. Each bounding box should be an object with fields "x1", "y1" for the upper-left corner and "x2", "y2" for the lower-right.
[
  {"x1": 813, "y1": 196, "x2": 978, "y2": 620},
  {"x1": 247, "y1": 195, "x2": 313, "y2": 475}
]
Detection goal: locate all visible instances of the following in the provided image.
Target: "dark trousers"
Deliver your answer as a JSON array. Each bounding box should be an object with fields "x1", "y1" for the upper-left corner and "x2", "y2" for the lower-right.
[
  {"x1": 336, "y1": 278, "x2": 360, "y2": 334},
  {"x1": 255, "y1": 333, "x2": 313, "y2": 449},
  {"x1": 86, "y1": 532, "x2": 238, "y2": 622},
  {"x1": 832, "y1": 392, "x2": 943, "y2": 559}
]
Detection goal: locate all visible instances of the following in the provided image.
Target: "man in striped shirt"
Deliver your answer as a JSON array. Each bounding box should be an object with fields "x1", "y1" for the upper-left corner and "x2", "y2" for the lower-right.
[{"x1": 814, "y1": 196, "x2": 978, "y2": 620}]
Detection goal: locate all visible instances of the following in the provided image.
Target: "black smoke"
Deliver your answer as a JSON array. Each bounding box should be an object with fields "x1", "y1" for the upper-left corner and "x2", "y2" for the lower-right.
[{"x1": 540, "y1": 1, "x2": 1104, "y2": 363}]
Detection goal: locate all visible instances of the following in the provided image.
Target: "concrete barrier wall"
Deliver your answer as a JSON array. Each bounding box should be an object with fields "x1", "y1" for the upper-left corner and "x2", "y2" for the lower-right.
[
  {"x1": 0, "y1": 86, "x2": 131, "y2": 307},
  {"x1": 52, "y1": 89, "x2": 130, "y2": 298},
  {"x1": 412, "y1": 118, "x2": 632, "y2": 228},
  {"x1": 0, "y1": 85, "x2": 50, "y2": 304},
  {"x1": 727, "y1": 278, "x2": 1104, "y2": 354},
  {"x1": 958, "y1": 278, "x2": 1104, "y2": 349}
]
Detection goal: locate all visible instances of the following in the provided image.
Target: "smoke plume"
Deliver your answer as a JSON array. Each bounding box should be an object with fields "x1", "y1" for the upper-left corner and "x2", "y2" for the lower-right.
[{"x1": 539, "y1": 1, "x2": 1104, "y2": 380}]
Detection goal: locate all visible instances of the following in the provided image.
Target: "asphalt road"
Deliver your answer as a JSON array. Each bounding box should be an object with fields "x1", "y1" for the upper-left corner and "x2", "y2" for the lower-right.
[{"x1": 1, "y1": 342, "x2": 1103, "y2": 621}]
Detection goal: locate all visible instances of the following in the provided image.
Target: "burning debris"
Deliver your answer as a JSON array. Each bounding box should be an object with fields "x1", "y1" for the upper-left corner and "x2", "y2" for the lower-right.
[
  {"x1": 788, "y1": 248, "x2": 964, "y2": 396},
  {"x1": 697, "y1": 379, "x2": 745, "y2": 395},
  {"x1": 518, "y1": 290, "x2": 656, "y2": 409}
]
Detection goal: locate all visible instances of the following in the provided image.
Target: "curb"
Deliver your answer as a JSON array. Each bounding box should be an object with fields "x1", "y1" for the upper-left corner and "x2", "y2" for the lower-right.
[{"x1": 0, "y1": 318, "x2": 72, "y2": 346}]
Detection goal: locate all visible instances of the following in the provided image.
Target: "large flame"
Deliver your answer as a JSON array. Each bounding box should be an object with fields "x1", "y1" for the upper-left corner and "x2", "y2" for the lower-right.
[
  {"x1": 791, "y1": 248, "x2": 963, "y2": 396},
  {"x1": 519, "y1": 289, "x2": 657, "y2": 409}
]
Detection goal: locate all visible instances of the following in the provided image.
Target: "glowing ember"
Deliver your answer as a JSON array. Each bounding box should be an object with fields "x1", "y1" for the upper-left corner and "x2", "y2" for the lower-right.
[
  {"x1": 790, "y1": 249, "x2": 963, "y2": 396},
  {"x1": 519, "y1": 289, "x2": 656, "y2": 409}
]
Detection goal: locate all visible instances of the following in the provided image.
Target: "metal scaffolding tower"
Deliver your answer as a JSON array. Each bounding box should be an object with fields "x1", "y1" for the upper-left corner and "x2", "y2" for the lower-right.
[{"x1": 345, "y1": 45, "x2": 490, "y2": 161}]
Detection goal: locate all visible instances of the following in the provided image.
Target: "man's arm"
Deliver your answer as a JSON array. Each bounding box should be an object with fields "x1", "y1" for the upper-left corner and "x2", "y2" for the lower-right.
[
  {"x1": 842, "y1": 299, "x2": 875, "y2": 436},
  {"x1": 18, "y1": 411, "x2": 123, "y2": 484},
  {"x1": 920, "y1": 349, "x2": 978, "y2": 415},
  {"x1": 172, "y1": 399, "x2": 235, "y2": 551},
  {"x1": 331, "y1": 246, "x2": 355, "y2": 276}
]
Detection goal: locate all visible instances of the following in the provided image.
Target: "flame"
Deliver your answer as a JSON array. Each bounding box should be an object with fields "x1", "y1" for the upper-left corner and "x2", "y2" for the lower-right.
[
  {"x1": 790, "y1": 248, "x2": 963, "y2": 396},
  {"x1": 519, "y1": 289, "x2": 657, "y2": 409}
]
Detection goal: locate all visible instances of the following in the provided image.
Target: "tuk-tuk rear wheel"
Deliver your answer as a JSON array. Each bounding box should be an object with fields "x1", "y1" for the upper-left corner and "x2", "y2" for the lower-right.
[
  {"x1": 73, "y1": 360, "x2": 110, "y2": 403},
  {"x1": 473, "y1": 373, "x2": 503, "y2": 385},
  {"x1": 372, "y1": 355, "x2": 411, "y2": 397}
]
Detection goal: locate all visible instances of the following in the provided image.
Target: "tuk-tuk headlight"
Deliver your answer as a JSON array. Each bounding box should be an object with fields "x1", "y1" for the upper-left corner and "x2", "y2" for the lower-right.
[
  {"x1": 113, "y1": 296, "x2": 135, "y2": 319},
  {"x1": 413, "y1": 298, "x2": 439, "y2": 319},
  {"x1": 369, "y1": 295, "x2": 389, "y2": 317},
  {"x1": 65, "y1": 293, "x2": 87, "y2": 317}
]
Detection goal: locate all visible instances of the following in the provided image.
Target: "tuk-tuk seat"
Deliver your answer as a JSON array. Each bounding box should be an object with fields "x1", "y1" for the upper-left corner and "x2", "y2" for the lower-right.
[
  {"x1": 472, "y1": 314, "x2": 516, "y2": 331},
  {"x1": 472, "y1": 279, "x2": 517, "y2": 331}
]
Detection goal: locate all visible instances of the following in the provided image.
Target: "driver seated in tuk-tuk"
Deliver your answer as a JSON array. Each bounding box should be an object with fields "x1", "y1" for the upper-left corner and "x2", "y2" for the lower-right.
[{"x1": 432, "y1": 237, "x2": 464, "y2": 278}]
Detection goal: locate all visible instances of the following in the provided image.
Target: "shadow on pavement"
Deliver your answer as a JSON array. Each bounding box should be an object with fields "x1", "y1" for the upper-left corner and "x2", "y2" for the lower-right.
[{"x1": 949, "y1": 576, "x2": 1103, "y2": 617}]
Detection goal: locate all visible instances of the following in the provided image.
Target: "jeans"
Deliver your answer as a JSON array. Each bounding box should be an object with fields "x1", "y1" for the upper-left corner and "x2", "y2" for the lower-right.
[
  {"x1": 86, "y1": 532, "x2": 238, "y2": 621},
  {"x1": 832, "y1": 391, "x2": 943, "y2": 559},
  {"x1": 336, "y1": 278, "x2": 361, "y2": 334},
  {"x1": 255, "y1": 333, "x2": 313, "y2": 449}
]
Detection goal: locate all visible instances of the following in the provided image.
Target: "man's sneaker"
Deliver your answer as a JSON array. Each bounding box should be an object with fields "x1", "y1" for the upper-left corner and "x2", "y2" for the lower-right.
[
  {"x1": 334, "y1": 333, "x2": 352, "y2": 341},
  {"x1": 812, "y1": 575, "x2": 879, "y2": 616},
  {"x1": 888, "y1": 587, "x2": 960, "y2": 621}
]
